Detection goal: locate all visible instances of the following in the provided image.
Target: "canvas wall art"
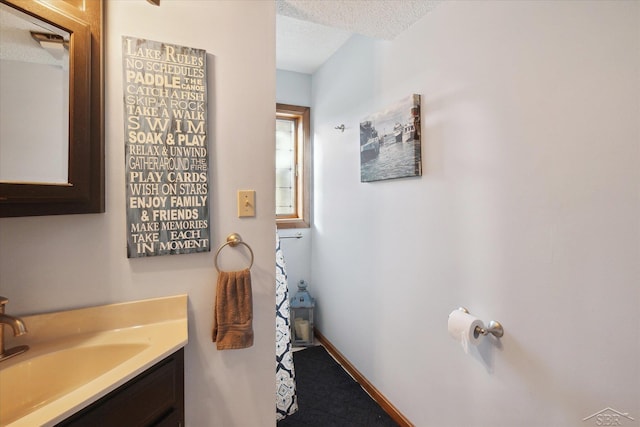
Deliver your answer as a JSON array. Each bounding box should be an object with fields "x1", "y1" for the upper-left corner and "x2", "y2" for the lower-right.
[
  {"x1": 122, "y1": 36, "x2": 210, "y2": 258},
  {"x1": 360, "y1": 94, "x2": 421, "y2": 182}
]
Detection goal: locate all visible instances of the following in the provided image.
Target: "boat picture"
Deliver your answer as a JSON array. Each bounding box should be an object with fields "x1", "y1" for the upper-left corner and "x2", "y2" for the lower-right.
[{"x1": 359, "y1": 94, "x2": 422, "y2": 182}]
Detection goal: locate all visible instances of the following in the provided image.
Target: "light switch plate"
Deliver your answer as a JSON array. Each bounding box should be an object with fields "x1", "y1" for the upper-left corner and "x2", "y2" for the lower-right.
[{"x1": 237, "y1": 190, "x2": 255, "y2": 217}]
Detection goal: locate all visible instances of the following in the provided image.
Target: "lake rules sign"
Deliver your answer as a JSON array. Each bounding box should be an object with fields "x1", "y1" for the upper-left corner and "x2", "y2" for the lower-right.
[{"x1": 122, "y1": 37, "x2": 210, "y2": 258}]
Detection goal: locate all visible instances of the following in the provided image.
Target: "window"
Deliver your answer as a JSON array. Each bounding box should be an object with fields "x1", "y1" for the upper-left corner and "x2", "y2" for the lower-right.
[{"x1": 276, "y1": 103, "x2": 310, "y2": 228}]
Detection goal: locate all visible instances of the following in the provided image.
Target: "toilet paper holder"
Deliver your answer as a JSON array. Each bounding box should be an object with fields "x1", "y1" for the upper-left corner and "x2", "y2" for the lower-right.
[{"x1": 458, "y1": 307, "x2": 504, "y2": 338}]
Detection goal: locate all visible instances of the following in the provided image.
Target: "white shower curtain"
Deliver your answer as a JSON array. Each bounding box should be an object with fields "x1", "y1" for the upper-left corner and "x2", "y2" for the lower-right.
[{"x1": 275, "y1": 232, "x2": 298, "y2": 420}]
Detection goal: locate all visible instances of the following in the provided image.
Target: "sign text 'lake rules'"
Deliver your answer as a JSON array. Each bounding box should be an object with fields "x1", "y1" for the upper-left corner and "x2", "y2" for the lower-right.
[{"x1": 122, "y1": 36, "x2": 210, "y2": 258}]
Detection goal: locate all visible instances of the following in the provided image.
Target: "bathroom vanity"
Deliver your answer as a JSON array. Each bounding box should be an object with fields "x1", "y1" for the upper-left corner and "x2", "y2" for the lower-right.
[{"x1": 0, "y1": 294, "x2": 188, "y2": 426}]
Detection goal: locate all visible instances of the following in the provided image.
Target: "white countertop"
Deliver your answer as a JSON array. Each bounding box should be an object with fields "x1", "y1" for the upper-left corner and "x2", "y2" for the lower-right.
[{"x1": 0, "y1": 294, "x2": 188, "y2": 427}]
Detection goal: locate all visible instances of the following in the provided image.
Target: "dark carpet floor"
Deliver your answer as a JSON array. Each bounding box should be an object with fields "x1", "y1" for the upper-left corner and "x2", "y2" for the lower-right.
[{"x1": 277, "y1": 345, "x2": 399, "y2": 427}]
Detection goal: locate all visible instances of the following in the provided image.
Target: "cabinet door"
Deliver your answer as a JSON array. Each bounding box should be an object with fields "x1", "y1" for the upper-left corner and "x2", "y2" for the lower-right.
[{"x1": 57, "y1": 349, "x2": 184, "y2": 427}]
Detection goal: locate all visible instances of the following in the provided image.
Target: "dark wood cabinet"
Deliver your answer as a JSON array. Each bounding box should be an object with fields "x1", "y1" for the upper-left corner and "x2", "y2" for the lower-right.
[{"x1": 57, "y1": 348, "x2": 184, "y2": 427}]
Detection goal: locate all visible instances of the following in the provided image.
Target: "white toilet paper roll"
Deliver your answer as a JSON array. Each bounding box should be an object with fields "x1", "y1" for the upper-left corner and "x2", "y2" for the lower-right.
[{"x1": 448, "y1": 309, "x2": 485, "y2": 353}]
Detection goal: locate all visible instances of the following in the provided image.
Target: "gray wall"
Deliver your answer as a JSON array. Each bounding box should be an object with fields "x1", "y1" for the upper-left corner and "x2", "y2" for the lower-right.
[{"x1": 310, "y1": 1, "x2": 639, "y2": 426}]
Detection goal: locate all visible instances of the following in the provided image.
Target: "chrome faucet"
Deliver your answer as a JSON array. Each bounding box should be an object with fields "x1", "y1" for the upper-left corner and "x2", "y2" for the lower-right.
[{"x1": 0, "y1": 296, "x2": 29, "y2": 362}]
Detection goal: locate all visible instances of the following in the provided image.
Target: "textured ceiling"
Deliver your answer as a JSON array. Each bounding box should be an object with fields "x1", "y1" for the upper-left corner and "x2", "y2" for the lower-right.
[{"x1": 276, "y1": 0, "x2": 440, "y2": 74}]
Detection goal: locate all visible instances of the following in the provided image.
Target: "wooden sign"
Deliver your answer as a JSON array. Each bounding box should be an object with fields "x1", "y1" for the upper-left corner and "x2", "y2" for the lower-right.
[{"x1": 122, "y1": 37, "x2": 209, "y2": 258}]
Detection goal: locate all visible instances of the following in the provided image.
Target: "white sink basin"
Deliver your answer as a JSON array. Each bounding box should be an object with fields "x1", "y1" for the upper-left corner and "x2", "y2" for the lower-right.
[
  {"x1": 0, "y1": 343, "x2": 149, "y2": 425},
  {"x1": 0, "y1": 294, "x2": 188, "y2": 427}
]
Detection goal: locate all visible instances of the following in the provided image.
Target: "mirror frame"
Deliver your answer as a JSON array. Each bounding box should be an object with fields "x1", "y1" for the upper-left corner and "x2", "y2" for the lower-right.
[{"x1": 0, "y1": 0, "x2": 104, "y2": 217}]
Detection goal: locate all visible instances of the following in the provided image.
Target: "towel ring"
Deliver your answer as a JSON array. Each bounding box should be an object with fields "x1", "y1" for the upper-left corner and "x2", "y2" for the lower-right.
[{"x1": 214, "y1": 233, "x2": 254, "y2": 272}]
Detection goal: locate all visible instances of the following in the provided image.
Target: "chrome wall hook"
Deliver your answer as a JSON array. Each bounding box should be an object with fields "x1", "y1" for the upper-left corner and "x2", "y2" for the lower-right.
[{"x1": 334, "y1": 124, "x2": 345, "y2": 132}]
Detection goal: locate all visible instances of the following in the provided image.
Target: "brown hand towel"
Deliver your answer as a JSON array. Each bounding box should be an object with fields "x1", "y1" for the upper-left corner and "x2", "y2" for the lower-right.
[{"x1": 212, "y1": 268, "x2": 254, "y2": 350}]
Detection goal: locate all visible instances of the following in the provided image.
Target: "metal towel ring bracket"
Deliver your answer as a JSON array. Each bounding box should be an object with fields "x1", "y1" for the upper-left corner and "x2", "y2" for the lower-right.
[{"x1": 214, "y1": 233, "x2": 254, "y2": 272}]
